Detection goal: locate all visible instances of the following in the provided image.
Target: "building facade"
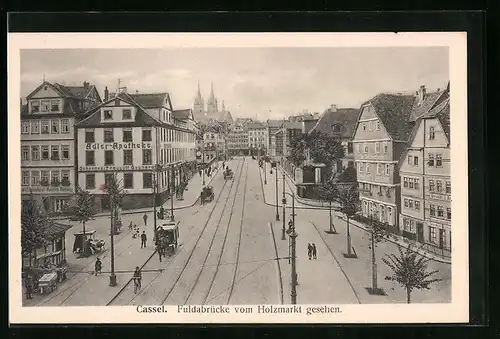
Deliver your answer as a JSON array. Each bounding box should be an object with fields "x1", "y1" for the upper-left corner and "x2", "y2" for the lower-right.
[
  {"x1": 352, "y1": 93, "x2": 416, "y2": 231},
  {"x1": 227, "y1": 123, "x2": 249, "y2": 156},
  {"x1": 266, "y1": 119, "x2": 283, "y2": 155},
  {"x1": 21, "y1": 81, "x2": 102, "y2": 214},
  {"x1": 247, "y1": 122, "x2": 268, "y2": 156},
  {"x1": 203, "y1": 128, "x2": 225, "y2": 162},
  {"x1": 399, "y1": 88, "x2": 450, "y2": 252},
  {"x1": 75, "y1": 90, "x2": 196, "y2": 211}
]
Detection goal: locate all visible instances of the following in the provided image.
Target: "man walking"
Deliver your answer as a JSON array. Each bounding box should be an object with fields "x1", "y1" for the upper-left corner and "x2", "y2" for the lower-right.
[
  {"x1": 307, "y1": 243, "x2": 313, "y2": 260},
  {"x1": 133, "y1": 266, "x2": 142, "y2": 294},
  {"x1": 141, "y1": 231, "x2": 147, "y2": 248},
  {"x1": 312, "y1": 243, "x2": 317, "y2": 260},
  {"x1": 143, "y1": 213, "x2": 148, "y2": 226},
  {"x1": 95, "y1": 257, "x2": 102, "y2": 275},
  {"x1": 24, "y1": 275, "x2": 33, "y2": 300}
]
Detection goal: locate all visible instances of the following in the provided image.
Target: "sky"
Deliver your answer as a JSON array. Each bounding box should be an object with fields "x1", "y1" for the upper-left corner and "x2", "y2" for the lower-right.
[{"x1": 21, "y1": 47, "x2": 449, "y2": 120}]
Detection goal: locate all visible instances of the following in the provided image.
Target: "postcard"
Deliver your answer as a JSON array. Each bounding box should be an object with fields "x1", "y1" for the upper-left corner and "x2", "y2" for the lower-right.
[{"x1": 8, "y1": 32, "x2": 468, "y2": 324}]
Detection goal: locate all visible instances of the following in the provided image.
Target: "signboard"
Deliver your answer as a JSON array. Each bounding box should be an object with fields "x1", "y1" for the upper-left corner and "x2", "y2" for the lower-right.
[
  {"x1": 79, "y1": 165, "x2": 154, "y2": 172},
  {"x1": 428, "y1": 193, "x2": 451, "y2": 202},
  {"x1": 85, "y1": 142, "x2": 152, "y2": 150},
  {"x1": 22, "y1": 186, "x2": 74, "y2": 193}
]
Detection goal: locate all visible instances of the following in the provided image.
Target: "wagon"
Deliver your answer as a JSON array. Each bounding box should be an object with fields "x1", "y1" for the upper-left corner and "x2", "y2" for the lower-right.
[
  {"x1": 156, "y1": 221, "x2": 180, "y2": 256},
  {"x1": 223, "y1": 168, "x2": 234, "y2": 180},
  {"x1": 38, "y1": 272, "x2": 58, "y2": 294}
]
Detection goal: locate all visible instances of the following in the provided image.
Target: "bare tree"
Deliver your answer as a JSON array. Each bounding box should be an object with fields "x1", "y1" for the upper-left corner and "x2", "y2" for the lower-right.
[
  {"x1": 383, "y1": 243, "x2": 442, "y2": 303},
  {"x1": 65, "y1": 187, "x2": 97, "y2": 257}
]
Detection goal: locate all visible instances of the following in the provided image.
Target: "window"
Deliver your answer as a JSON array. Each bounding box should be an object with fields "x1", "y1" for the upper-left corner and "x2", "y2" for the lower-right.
[
  {"x1": 415, "y1": 201, "x2": 420, "y2": 211},
  {"x1": 41, "y1": 146, "x2": 49, "y2": 160},
  {"x1": 104, "y1": 129, "x2": 114, "y2": 142},
  {"x1": 123, "y1": 150, "x2": 133, "y2": 165},
  {"x1": 428, "y1": 153, "x2": 435, "y2": 166},
  {"x1": 31, "y1": 171, "x2": 40, "y2": 185},
  {"x1": 375, "y1": 142, "x2": 380, "y2": 153},
  {"x1": 51, "y1": 170, "x2": 60, "y2": 183},
  {"x1": 429, "y1": 126, "x2": 435, "y2": 140},
  {"x1": 415, "y1": 178, "x2": 420, "y2": 190},
  {"x1": 40, "y1": 170, "x2": 49, "y2": 184},
  {"x1": 62, "y1": 145, "x2": 70, "y2": 160},
  {"x1": 404, "y1": 198, "x2": 409, "y2": 208},
  {"x1": 385, "y1": 164, "x2": 390, "y2": 175},
  {"x1": 362, "y1": 123, "x2": 366, "y2": 131},
  {"x1": 142, "y1": 128, "x2": 152, "y2": 141},
  {"x1": 429, "y1": 227, "x2": 438, "y2": 244},
  {"x1": 408, "y1": 199, "x2": 413, "y2": 209},
  {"x1": 430, "y1": 204, "x2": 436, "y2": 216},
  {"x1": 414, "y1": 156, "x2": 419, "y2": 165},
  {"x1": 377, "y1": 163, "x2": 382, "y2": 175},
  {"x1": 104, "y1": 174, "x2": 113, "y2": 187},
  {"x1": 22, "y1": 146, "x2": 30, "y2": 160},
  {"x1": 447, "y1": 208, "x2": 451, "y2": 219},
  {"x1": 357, "y1": 144, "x2": 362, "y2": 154},
  {"x1": 51, "y1": 100, "x2": 59, "y2": 112},
  {"x1": 31, "y1": 121, "x2": 40, "y2": 134},
  {"x1": 123, "y1": 129, "x2": 133, "y2": 142},
  {"x1": 85, "y1": 151, "x2": 95, "y2": 166},
  {"x1": 366, "y1": 163, "x2": 370, "y2": 174},
  {"x1": 143, "y1": 173, "x2": 153, "y2": 189},
  {"x1": 122, "y1": 109, "x2": 132, "y2": 120},
  {"x1": 358, "y1": 162, "x2": 363, "y2": 173},
  {"x1": 143, "y1": 149, "x2": 152, "y2": 165},
  {"x1": 436, "y1": 154, "x2": 443, "y2": 167},
  {"x1": 404, "y1": 177, "x2": 408, "y2": 188},
  {"x1": 408, "y1": 156, "x2": 413, "y2": 165},
  {"x1": 446, "y1": 181, "x2": 451, "y2": 194},
  {"x1": 22, "y1": 122, "x2": 30, "y2": 134},
  {"x1": 437, "y1": 206, "x2": 444, "y2": 217},
  {"x1": 364, "y1": 143, "x2": 368, "y2": 153},
  {"x1": 85, "y1": 129, "x2": 95, "y2": 143},
  {"x1": 31, "y1": 101, "x2": 40, "y2": 113},
  {"x1": 22, "y1": 171, "x2": 29, "y2": 186},
  {"x1": 428, "y1": 179, "x2": 435, "y2": 191},
  {"x1": 124, "y1": 173, "x2": 134, "y2": 188},
  {"x1": 51, "y1": 120, "x2": 59, "y2": 133},
  {"x1": 104, "y1": 150, "x2": 114, "y2": 165},
  {"x1": 376, "y1": 121, "x2": 380, "y2": 131},
  {"x1": 41, "y1": 100, "x2": 50, "y2": 112},
  {"x1": 409, "y1": 178, "x2": 414, "y2": 189},
  {"x1": 61, "y1": 170, "x2": 70, "y2": 183},
  {"x1": 31, "y1": 146, "x2": 40, "y2": 160},
  {"x1": 104, "y1": 110, "x2": 113, "y2": 120},
  {"x1": 41, "y1": 120, "x2": 50, "y2": 134},
  {"x1": 51, "y1": 146, "x2": 59, "y2": 160},
  {"x1": 369, "y1": 121, "x2": 374, "y2": 131},
  {"x1": 436, "y1": 180, "x2": 443, "y2": 193},
  {"x1": 384, "y1": 143, "x2": 388, "y2": 153},
  {"x1": 61, "y1": 119, "x2": 69, "y2": 133},
  {"x1": 387, "y1": 207, "x2": 393, "y2": 225}
]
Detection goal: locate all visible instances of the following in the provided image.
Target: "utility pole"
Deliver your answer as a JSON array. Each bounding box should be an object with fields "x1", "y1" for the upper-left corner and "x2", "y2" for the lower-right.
[
  {"x1": 370, "y1": 212, "x2": 378, "y2": 290},
  {"x1": 264, "y1": 156, "x2": 267, "y2": 184},
  {"x1": 285, "y1": 191, "x2": 298, "y2": 304},
  {"x1": 109, "y1": 187, "x2": 117, "y2": 287},
  {"x1": 275, "y1": 166, "x2": 280, "y2": 222}
]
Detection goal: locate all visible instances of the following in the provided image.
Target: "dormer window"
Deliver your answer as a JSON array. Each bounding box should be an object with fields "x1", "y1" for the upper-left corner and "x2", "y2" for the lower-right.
[
  {"x1": 41, "y1": 100, "x2": 50, "y2": 112},
  {"x1": 104, "y1": 110, "x2": 113, "y2": 120},
  {"x1": 51, "y1": 100, "x2": 60, "y2": 112},
  {"x1": 122, "y1": 109, "x2": 132, "y2": 120},
  {"x1": 31, "y1": 101, "x2": 40, "y2": 113}
]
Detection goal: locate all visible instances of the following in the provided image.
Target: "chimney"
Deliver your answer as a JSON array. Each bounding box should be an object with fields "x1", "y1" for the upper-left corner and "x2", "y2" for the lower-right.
[
  {"x1": 418, "y1": 85, "x2": 426, "y2": 103},
  {"x1": 104, "y1": 86, "x2": 109, "y2": 101},
  {"x1": 330, "y1": 104, "x2": 337, "y2": 112},
  {"x1": 83, "y1": 81, "x2": 89, "y2": 89}
]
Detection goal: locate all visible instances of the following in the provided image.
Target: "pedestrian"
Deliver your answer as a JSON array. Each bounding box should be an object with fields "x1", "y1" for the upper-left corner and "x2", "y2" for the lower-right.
[
  {"x1": 24, "y1": 275, "x2": 33, "y2": 299},
  {"x1": 141, "y1": 231, "x2": 147, "y2": 248},
  {"x1": 312, "y1": 243, "x2": 317, "y2": 260},
  {"x1": 143, "y1": 213, "x2": 148, "y2": 226},
  {"x1": 95, "y1": 257, "x2": 102, "y2": 275},
  {"x1": 128, "y1": 221, "x2": 133, "y2": 231},
  {"x1": 133, "y1": 266, "x2": 142, "y2": 294},
  {"x1": 155, "y1": 239, "x2": 163, "y2": 262},
  {"x1": 307, "y1": 243, "x2": 312, "y2": 260}
]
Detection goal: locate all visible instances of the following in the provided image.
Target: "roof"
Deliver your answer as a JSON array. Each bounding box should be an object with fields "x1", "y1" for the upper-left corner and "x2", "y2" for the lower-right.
[
  {"x1": 246, "y1": 122, "x2": 266, "y2": 129},
  {"x1": 55, "y1": 83, "x2": 94, "y2": 99},
  {"x1": 129, "y1": 93, "x2": 168, "y2": 108},
  {"x1": 362, "y1": 93, "x2": 416, "y2": 141},
  {"x1": 309, "y1": 107, "x2": 359, "y2": 138},
  {"x1": 284, "y1": 121, "x2": 303, "y2": 130},
  {"x1": 410, "y1": 90, "x2": 447, "y2": 121},
  {"x1": 267, "y1": 119, "x2": 284, "y2": 128},
  {"x1": 45, "y1": 222, "x2": 72, "y2": 237},
  {"x1": 426, "y1": 97, "x2": 450, "y2": 141},
  {"x1": 173, "y1": 109, "x2": 192, "y2": 120}
]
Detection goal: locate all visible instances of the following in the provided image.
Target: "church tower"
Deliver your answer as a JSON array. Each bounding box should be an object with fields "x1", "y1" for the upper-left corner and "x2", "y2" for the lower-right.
[
  {"x1": 193, "y1": 81, "x2": 205, "y2": 117},
  {"x1": 207, "y1": 81, "x2": 218, "y2": 116}
]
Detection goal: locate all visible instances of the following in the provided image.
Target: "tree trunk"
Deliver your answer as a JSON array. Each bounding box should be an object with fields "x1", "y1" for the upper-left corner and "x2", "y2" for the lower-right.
[
  {"x1": 406, "y1": 288, "x2": 411, "y2": 303},
  {"x1": 347, "y1": 216, "x2": 352, "y2": 256}
]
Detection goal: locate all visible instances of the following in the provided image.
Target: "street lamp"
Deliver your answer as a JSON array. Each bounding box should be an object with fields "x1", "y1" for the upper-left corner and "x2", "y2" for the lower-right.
[
  {"x1": 281, "y1": 168, "x2": 286, "y2": 240},
  {"x1": 152, "y1": 164, "x2": 162, "y2": 241},
  {"x1": 264, "y1": 153, "x2": 267, "y2": 185},
  {"x1": 283, "y1": 191, "x2": 298, "y2": 305},
  {"x1": 274, "y1": 164, "x2": 280, "y2": 222},
  {"x1": 170, "y1": 165, "x2": 176, "y2": 222}
]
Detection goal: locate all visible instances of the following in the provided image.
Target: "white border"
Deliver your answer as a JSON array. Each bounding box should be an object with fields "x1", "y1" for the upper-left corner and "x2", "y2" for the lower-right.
[{"x1": 8, "y1": 32, "x2": 468, "y2": 324}]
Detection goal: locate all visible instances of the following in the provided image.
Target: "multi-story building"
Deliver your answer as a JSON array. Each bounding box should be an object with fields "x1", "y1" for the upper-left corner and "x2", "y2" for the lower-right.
[
  {"x1": 352, "y1": 93, "x2": 416, "y2": 231},
  {"x1": 266, "y1": 119, "x2": 283, "y2": 155},
  {"x1": 398, "y1": 84, "x2": 450, "y2": 251},
  {"x1": 247, "y1": 122, "x2": 268, "y2": 156},
  {"x1": 273, "y1": 129, "x2": 284, "y2": 161},
  {"x1": 203, "y1": 126, "x2": 225, "y2": 162},
  {"x1": 227, "y1": 123, "x2": 249, "y2": 156},
  {"x1": 75, "y1": 89, "x2": 196, "y2": 211},
  {"x1": 21, "y1": 80, "x2": 102, "y2": 214}
]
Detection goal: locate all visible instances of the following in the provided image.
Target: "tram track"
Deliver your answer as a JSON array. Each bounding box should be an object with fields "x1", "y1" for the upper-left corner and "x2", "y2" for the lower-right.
[
  {"x1": 170, "y1": 159, "x2": 245, "y2": 305},
  {"x1": 199, "y1": 160, "x2": 248, "y2": 305},
  {"x1": 107, "y1": 159, "x2": 242, "y2": 306}
]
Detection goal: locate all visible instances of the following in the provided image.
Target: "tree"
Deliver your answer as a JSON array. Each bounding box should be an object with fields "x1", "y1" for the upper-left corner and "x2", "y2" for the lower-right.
[
  {"x1": 21, "y1": 196, "x2": 49, "y2": 263},
  {"x1": 286, "y1": 134, "x2": 307, "y2": 171},
  {"x1": 103, "y1": 173, "x2": 125, "y2": 232},
  {"x1": 383, "y1": 243, "x2": 442, "y2": 303},
  {"x1": 308, "y1": 130, "x2": 345, "y2": 173},
  {"x1": 366, "y1": 213, "x2": 390, "y2": 294},
  {"x1": 65, "y1": 187, "x2": 97, "y2": 257},
  {"x1": 335, "y1": 182, "x2": 360, "y2": 258},
  {"x1": 314, "y1": 176, "x2": 341, "y2": 234}
]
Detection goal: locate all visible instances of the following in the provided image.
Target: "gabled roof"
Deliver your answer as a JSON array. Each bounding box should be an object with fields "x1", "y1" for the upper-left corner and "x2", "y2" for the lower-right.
[
  {"x1": 246, "y1": 122, "x2": 266, "y2": 129},
  {"x1": 426, "y1": 97, "x2": 450, "y2": 142},
  {"x1": 173, "y1": 109, "x2": 193, "y2": 120},
  {"x1": 55, "y1": 83, "x2": 94, "y2": 99},
  {"x1": 359, "y1": 93, "x2": 416, "y2": 141},
  {"x1": 309, "y1": 107, "x2": 358, "y2": 138},
  {"x1": 410, "y1": 89, "x2": 448, "y2": 122},
  {"x1": 26, "y1": 81, "x2": 66, "y2": 99},
  {"x1": 129, "y1": 93, "x2": 169, "y2": 109}
]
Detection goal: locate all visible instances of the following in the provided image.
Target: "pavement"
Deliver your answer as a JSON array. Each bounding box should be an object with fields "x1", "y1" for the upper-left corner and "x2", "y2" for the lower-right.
[{"x1": 259, "y1": 164, "x2": 452, "y2": 304}]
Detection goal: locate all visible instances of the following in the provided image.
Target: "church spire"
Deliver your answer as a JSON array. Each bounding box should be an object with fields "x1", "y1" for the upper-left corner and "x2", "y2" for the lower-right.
[{"x1": 209, "y1": 81, "x2": 215, "y2": 102}]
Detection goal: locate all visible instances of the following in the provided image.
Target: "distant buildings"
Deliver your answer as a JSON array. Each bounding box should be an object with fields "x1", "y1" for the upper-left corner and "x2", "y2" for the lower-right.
[
  {"x1": 246, "y1": 121, "x2": 268, "y2": 156},
  {"x1": 21, "y1": 81, "x2": 102, "y2": 214},
  {"x1": 227, "y1": 123, "x2": 249, "y2": 156},
  {"x1": 193, "y1": 82, "x2": 233, "y2": 125}
]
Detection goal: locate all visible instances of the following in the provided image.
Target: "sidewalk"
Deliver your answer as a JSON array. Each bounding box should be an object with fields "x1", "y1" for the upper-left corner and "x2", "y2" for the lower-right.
[
  {"x1": 50, "y1": 163, "x2": 223, "y2": 221},
  {"x1": 261, "y1": 165, "x2": 451, "y2": 264}
]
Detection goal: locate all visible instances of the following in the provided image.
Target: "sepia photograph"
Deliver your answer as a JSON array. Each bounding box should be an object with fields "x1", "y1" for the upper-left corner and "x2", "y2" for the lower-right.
[{"x1": 8, "y1": 32, "x2": 468, "y2": 323}]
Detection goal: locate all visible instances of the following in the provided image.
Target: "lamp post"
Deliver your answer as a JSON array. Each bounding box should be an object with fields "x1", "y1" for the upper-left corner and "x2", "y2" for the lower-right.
[
  {"x1": 170, "y1": 165, "x2": 175, "y2": 222},
  {"x1": 284, "y1": 191, "x2": 298, "y2": 304},
  {"x1": 275, "y1": 165, "x2": 280, "y2": 222},
  {"x1": 264, "y1": 154, "x2": 267, "y2": 185},
  {"x1": 202, "y1": 148, "x2": 206, "y2": 186},
  {"x1": 282, "y1": 168, "x2": 286, "y2": 240},
  {"x1": 153, "y1": 164, "x2": 162, "y2": 241}
]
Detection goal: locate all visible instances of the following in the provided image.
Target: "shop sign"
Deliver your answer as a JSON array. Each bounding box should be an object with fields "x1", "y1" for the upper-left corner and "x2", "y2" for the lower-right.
[
  {"x1": 79, "y1": 165, "x2": 154, "y2": 172},
  {"x1": 22, "y1": 186, "x2": 74, "y2": 193},
  {"x1": 428, "y1": 193, "x2": 451, "y2": 201},
  {"x1": 85, "y1": 142, "x2": 152, "y2": 150}
]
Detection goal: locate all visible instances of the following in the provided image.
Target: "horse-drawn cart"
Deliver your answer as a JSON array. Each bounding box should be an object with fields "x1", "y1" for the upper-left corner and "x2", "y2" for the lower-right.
[
  {"x1": 200, "y1": 186, "x2": 215, "y2": 205},
  {"x1": 156, "y1": 221, "x2": 180, "y2": 257},
  {"x1": 73, "y1": 230, "x2": 105, "y2": 257},
  {"x1": 223, "y1": 168, "x2": 234, "y2": 180}
]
